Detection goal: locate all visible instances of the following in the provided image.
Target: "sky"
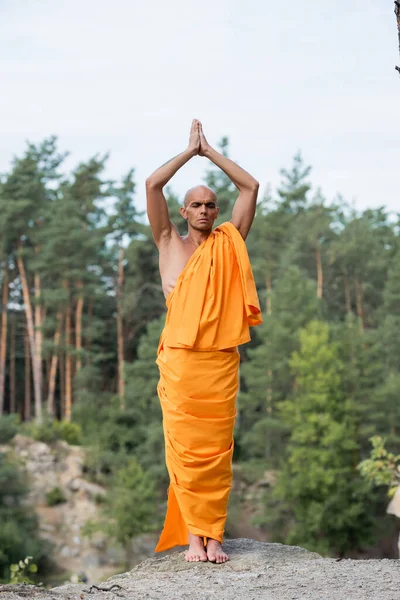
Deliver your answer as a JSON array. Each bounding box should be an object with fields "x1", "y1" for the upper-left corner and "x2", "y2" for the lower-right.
[{"x1": 1, "y1": 0, "x2": 399, "y2": 214}]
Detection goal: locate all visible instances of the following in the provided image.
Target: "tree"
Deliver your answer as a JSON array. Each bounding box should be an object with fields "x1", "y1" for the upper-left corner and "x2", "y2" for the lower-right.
[
  {"x1": 240, "y1": 267, "x2": 319, "y2": 462},
  {"x1": 287, "y1": 193, "x2": 336, "y2": 300},
  {"x1": 107, "y1": 170, "x2": 143, "y2": 408},
  {"x1": 273, "y1": 321, "x2": 375, "y2": 556},
  {"x1": 0, "y1": 268, "x2": 9, "y2": 416},
  {"x1": 0, "y1": 138, "x2": 65, "y2": 423}
]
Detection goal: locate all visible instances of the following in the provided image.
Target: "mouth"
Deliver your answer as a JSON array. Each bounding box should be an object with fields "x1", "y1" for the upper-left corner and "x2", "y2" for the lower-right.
[{"x1": 198, "y1": 218, "x2": 209, "y2": 223}]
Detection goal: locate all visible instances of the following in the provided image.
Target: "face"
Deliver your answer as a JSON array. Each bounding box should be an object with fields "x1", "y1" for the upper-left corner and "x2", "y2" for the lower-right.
[{"x1": 180, "y1": 186, "x2": 219, "y2": 232}]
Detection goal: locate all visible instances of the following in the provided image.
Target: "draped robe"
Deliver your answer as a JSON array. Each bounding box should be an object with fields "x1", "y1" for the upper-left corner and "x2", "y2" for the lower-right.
[{"x1": 155, "y1": 221, "x2": 262, "y2": 552}]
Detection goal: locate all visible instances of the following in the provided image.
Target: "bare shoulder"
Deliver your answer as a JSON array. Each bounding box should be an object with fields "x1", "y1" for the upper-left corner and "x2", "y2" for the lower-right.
[{"x1": 157, "y1": 221, "x2": 184, "y2": 253}]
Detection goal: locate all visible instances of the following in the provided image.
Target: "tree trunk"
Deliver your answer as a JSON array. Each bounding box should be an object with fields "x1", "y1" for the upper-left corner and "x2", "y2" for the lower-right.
[
  {"x1": 10, "y1": 312, "x2": 16, "y2": 414},
  {"x1": 117, "y1": 246, "x2": 125, "y2": 409},
  {"x1": 343, "y1": 272, "x2": 352, "y2": 314},
  {"x1": 75, "y1": 281, "x2": 84, "y2": 372},
  {"x1": 34, "y1": 272, "x2": 43, "y2": 399},
  {"x1": 24, "y1": 326, "x2": 31, "y2": 421},
  {"x1": 266, "y1": 272, "x2": 272, "y2": 316},
  {"x1": 17, "y1": 247, "x2": 42, "y2": 423},
  {"x1": 85, "y1": 300, "x2": 94, "y2": 365},
  {"x1": 47, "y1": 312, "x2": 63, "y2": 418},
  {"x1": 354, "y1": 277, "x2": 364, "y2": 332},
  {"x1": 65, "y1": 302, "x2": 72, "y2": 422},
  {"x1": 0, "y1": 268, "x2": 9, "y2": 416},
  {"x1": 60, "y1": 348, "x2": 65, "y2": 420},
  {"x1": 316, "y1": 245, "x2": 323, "y2": 299}
]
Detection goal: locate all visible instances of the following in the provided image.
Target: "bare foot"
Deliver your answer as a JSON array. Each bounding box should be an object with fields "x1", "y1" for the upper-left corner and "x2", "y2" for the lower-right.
[
  {"x1": 206, "y1": 538, "x2": 229, "y2": 564},
  {"x1": 184, "y1": 532, "x2": 208, "y2": 562}
]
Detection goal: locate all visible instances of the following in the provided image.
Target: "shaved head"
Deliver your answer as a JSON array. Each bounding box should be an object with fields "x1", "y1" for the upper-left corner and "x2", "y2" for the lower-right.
[{"x1": 184, "y1": 185, "x2": 217, "y2": 207}]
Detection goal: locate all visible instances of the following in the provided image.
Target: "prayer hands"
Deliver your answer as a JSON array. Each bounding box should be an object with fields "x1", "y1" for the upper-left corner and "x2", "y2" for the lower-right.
[
  {"x1": 199, "y1": 122, "x2": 211, "y2": 157},
  {"x1": 188, "y1": 119, "x2": 201, "y2": 155},
  {"x1": 187, "y1": 120, "x2": 212, "y2": 157}
]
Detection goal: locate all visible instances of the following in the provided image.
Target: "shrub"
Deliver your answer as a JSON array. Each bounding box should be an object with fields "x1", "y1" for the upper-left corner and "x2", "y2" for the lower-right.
[
  {"x1": 21, "y1": 419, "x2": 82, "y2": 446},
  {"x1": 22, "y1": 421, "x2": 58, "y2": 444},
  {"x1": 45, "y1": 487, "x2": 67, "y2": 506},
  {"x1": 0, "y1": 415, "x2": 20, "y2": 444},
  {"x1": 53, "y1": 421, "x2": 82, "y2": 446}
]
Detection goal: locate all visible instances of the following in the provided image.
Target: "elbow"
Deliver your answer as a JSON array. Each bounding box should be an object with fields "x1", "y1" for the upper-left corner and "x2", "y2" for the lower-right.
[
  {"x1": 145, "y1": 177, "x2": 156, "y2": 189},
  {"x1": 145, "y1": 177, "x2": 163, "y2": 190},
  {"x1": 251, "y1": 180, "x2": 260, "y2": 193}
]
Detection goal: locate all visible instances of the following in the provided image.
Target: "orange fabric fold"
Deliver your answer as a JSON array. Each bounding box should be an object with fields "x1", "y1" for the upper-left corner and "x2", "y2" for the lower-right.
[{"x1": 155, "y1": 221, "x2": 262, "y2": 552}]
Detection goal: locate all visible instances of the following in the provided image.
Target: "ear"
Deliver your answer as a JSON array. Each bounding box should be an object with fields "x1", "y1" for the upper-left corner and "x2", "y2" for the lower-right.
[{"x1": 180, "y1": 206, "x2": 188, "y2": 220}]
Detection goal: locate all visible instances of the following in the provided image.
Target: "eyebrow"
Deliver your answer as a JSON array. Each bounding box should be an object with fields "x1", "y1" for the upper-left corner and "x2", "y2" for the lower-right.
[{"x1": 190, "y1": 200, "x2": 216, "y2": 205}]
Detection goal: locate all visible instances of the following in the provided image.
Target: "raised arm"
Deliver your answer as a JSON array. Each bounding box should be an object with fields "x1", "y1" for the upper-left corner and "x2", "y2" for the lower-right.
[
  {"x1": 146, "y1": 120, "x2": 200, "y2": 246},
  {"x1": 199, "y1": 123, "x2": 259, "y2": 240}
]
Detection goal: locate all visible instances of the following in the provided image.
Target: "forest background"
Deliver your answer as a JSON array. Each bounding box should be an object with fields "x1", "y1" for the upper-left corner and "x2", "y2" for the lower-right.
[{"x1": 0, "y1": 133, "x2": 399, "y2": 582}]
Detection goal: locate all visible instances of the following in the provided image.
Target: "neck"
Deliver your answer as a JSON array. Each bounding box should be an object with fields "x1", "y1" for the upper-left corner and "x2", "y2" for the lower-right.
[{"x1": 185, "y1": 226, "x2": 212, "y2": 247}]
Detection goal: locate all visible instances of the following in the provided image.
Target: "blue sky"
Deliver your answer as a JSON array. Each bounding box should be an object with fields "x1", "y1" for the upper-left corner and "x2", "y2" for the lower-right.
[{"x1": 1, "y1": 0, "x2": 399, "y2": 214}]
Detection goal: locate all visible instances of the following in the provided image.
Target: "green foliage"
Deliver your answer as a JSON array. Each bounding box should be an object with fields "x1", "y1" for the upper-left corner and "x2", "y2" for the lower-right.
[
  {"x1": 358, "y1": 436, "x2": 400, "y2": 495},
  {"x1": 21, "y1": 419, "x2": 82, "y2": 446},
  {"x1": 83, "y1": 459, "x2": 159, "y2": 566},
  {"x1": 45, "y1": 487, "x2": 67, "y2": 506},
  {"x1": 0, "y1": 415, "x2": 20, "y2": 444},
  {"x1": 270, "y1": 321, "x2": 376, "y2": 556},
  {"x1": 0, "y1": 138, "x2": 399, "y2": 561},
  {"x1": 9, "y1": 557, "x2": 38, "y2": 585},
  {"x1": 53, "y1": 421, "x2": 82, "y2": 446},
  {"x1": 240, "y1": 266, "x2": 319, "y2": 462},
  {"x1": 0, "y1": 453, "x2": 50, "y2": 583},
  {"x1": 73, "y1": 317, "x2": 166, "y2": 487}
]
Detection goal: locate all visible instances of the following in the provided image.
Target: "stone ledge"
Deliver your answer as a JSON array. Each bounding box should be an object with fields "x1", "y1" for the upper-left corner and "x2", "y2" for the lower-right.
[{"x1": 1, "y1": 539, "x2": 399, "y2": 600}]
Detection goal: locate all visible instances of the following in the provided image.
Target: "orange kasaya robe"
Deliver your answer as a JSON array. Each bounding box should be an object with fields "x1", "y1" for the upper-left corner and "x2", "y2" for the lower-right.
[{"x1": 155, "y1": 221, "x2": 262, "y2": 552}]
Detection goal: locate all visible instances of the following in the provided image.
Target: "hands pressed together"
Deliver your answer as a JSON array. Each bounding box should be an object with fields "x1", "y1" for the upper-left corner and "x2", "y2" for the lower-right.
[{"x1": 188, "y1": 119, "x2": 211, "y2": 157}]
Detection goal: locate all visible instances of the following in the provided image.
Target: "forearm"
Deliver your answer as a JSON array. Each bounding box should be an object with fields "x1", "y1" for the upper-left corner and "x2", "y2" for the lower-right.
[
  {"x1": 146, "y1": 148, "x2": 196, "y2": 189},
  {"x1": 203, "y1": 147, "x2": 259, "y2": 192}
]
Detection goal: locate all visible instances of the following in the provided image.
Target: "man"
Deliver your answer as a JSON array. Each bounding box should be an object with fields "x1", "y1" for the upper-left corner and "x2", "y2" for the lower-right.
[{"x1": 146, "y1": 120, "x2": 262, "y2": 564}]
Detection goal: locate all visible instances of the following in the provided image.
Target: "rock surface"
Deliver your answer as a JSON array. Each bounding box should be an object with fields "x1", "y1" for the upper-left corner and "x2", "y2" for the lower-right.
[
  {"x1": 0, "y1": 435, "x2": 124, "y2": 583},
  {"x1": 1, "y1": 539, "x2": 399, "y2": 600}
]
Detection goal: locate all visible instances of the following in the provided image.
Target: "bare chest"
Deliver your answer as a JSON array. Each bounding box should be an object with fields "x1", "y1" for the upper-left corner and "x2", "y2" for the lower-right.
[{"x1": 159, "y1": 240, "x2": 197, "y2": 299}]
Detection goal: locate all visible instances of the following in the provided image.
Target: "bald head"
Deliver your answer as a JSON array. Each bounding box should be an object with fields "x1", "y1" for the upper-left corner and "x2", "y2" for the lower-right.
[{"x1": 184, "y1": 185, "x2": 217, "y2": 208}]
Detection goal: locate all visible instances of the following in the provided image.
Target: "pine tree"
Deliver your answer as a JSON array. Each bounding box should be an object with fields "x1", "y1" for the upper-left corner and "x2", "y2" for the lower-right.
[
  {"x1": 0, "y1": 138, "x2": 65, "y2": 422},
  {"x1": 274, "y1": 321, "x2": 375, "y2": 556},
  {"x1": 107, "y1": 170, "x2": 143, "y2": 408},
  {"x1": 240, "y1": 267, "x2": 319, "y2": 462}
]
